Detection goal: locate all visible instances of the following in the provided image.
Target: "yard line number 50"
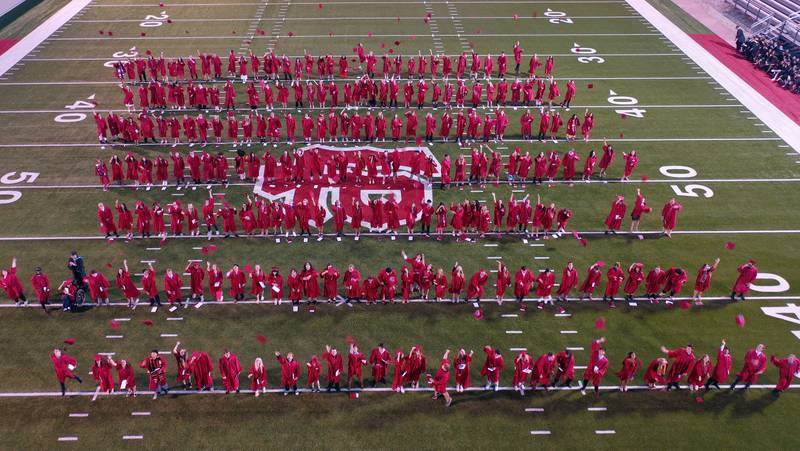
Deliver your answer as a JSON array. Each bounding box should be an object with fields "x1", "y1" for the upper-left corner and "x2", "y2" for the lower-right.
[
  {"x1": 0, "y1": 172, "x2": 39, "y2": 205},
  {"x1": 658, "y1": 165, "x2": 714, "y2": 198}
]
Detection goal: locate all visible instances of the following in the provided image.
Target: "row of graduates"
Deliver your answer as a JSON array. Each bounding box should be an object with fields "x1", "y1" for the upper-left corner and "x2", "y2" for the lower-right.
[
  {"x1": 7, "y1": 251, "x2": 760, "y2": 312},
  {"x1": 50, "y1": 338, "x2": 800, "y2": 402},
  {"x1": 92, "y1": 107, "x2": 595, "y2": 146},
  {"x1": 112, "y1": 45, "x2": 554, "y2": 83},
  {"x1": 95, "y1": 193, "x2": 579, "y2": 241},
  {"x1": 117, "y1": 74, "x2": 575, "y2": 113},
  {"x1": 94, "y1": 142, "x2": 632, "y2": 202}
]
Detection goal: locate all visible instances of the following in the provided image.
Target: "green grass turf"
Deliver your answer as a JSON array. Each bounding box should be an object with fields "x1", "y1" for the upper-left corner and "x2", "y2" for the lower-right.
[{"x1": 0, "y1": 0, "x2": 798, "y2": 448}]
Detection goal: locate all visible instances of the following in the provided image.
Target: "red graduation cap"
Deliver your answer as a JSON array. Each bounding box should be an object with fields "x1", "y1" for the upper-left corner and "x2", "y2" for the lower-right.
[
  {"x1": 257, "y1": 335, "x2": 267, "y2": 344},
  {"x1": 426, "y1": 12, "x2": 432, "y2": 18},
  {"x1": 185, "y1": 30, "x2": 189, "y2": 34},
  {"x1": 620, "y1": 113, "x2": 627, "y2": 119},
  {"x1": 108, "y1": 31, "x2": 113, "y2": 36},
  {"x1": 143, "y1": 319, "x2": 154, "y2": 326},
  {"x1": 725, "y1": 241, "x2": 736, "y2": 250},
  {"x1": 380, "y1": 42, "x2": 385, "y2": 48},
  {"x1": 619, "y1": 132, "x2": 624, "y2": 139},
  {"x1": 109, "y1": 320, "x2": 120, "y2": 329},
  {"x1": 318, "y1": 2, "x2": 324, "y2": 8},
  {"x1": 329, "y1": 32, "x2": 334, "y2": 37},
  {"x1": 367, "y1": 31, "x2": 373, "y2": 38},
  {"x1": 640, "y1": 175, "x2": 649, "y2": 182},
  {"x1": 200, "y1": 246, "x2": 209, "y2": 255},
  {"x1": 587, "y1": 83, "x2": 594, "y2": 89},
  {"x1": 571, "y1": 230, "x2": 581, "y2": 240},
  {"x1": 596, "y1": 260, "x2": 606, "y2": 268},
  {"x1": 736, "y1": 314, "x2": 746, "y2": 327},
  {"x1": 166, "y1": 19, "x2": 172, "y2": 24},
  {"x1": 580, "y1": 238, "x2": 588, "y2": 247},
  {"x1": 141, "y1": 32, "x2": 146, "y2": 37},
  {"x1": 394, "y1": 40, "x2": 401, "y2": 46},
  {"x1": 209, "y1": 244, "x2": 218, "y2": 251},
  {"x1": 160, "y1": 238, "x2": 167, "y2": 247},
  {"x1": 389, "y1": 48, "x2": 394, "y2": 54},
  {"x1": 476, "y1": 29, "x2": 481, "y2": 34},
  {"x1": 99, "y1": 30, "x2": 104, "y2": 35},
  {"x1": 415, "y1": 136, "x2": 423, "y2": 145},
  {"x1": 345, "y1": 335, "x2": 355, "y2": 345},
  {"x1": 159, "y1": 2, "x2": 164, "y2": 6},
  {"x1": 287, "y1": 31, "x2": 294, "y2": 37},
  {"x1": 472, "y1": 307, "x2": 484, "y2": 320},
  {"x1": 145, "y1": 49, "x2": 152, "y2": 55},
  {"x1": 106, "y1": 262, "x2": 113, "y2": 269},
  {"x1": 513, "y1": 14, "x2": 519, "y2": 20},
  {"x1": 244, "y1": 264, "x2": 252, "y2": 273},
  {"x1": 594, "y1": 317, "x2": 606, "y2": 330},
  {"x1": 63, "y1": 338, "x2": 76, "y2": 345},
  {"x1": 679, "y1": 300, "x2": 691, "y2": 310},
  {"x1": 424, "y1": 17, "x2": 430, "y2": 24}
]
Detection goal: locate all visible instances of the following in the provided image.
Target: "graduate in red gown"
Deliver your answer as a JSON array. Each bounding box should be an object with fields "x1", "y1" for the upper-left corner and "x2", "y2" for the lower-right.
[
  {"x1": 692, "y1": 258, "x2": 720, "y2": 305},
  {"x1": 188, "y1": 351, "x2": 213, "y2": 391},
  {"x1": 467, "y1": 269, "x2": 489, "y2": 306},
  {"x1": 578, "y1": 262, "x2": 604, "y2": 301},
  {"x1": 323, "y1": 345, "x2": 343, "y2": 392},
  {"x1": 623, "y1": 262, "x2": 645, "y2": 302},
  {"x1": 556, "y1": 261, "x2": 579, "y2": 302},
  {"x1": 140, "y1": 350, "x2": 169, "y2": 398},
  {"x1": 480, "y1": 346, "x2": 504, "y2": 391},
  {"x1": 770, "y1": 354, "x2": 799, "y2": 395},
  {"x1": 1, "y1": 257, "x2": 27, "y2": 307},
  {"x1": 661, "y1": 198, "x2": 683, "y2": 237},
  {"x1": 531, "y1": 352, "x2": 556, "y2": 391},
  {"x1": 615, "y1": 352, "x2": 641, "y2": 392},
  {"x1": 512, "y1": 351, "x2": 533, "y2": 394},
  {"x1": 704, "y1": 339, "x2": 733, "y2": 390},
  {"x1": 347, "y1": 343, "x2": 368, "y2": 389},
  {"x1": 51, "y1": 348, "x2": 82, "y2": 395},
  {"x1": 687, "y1": 354, "x2": 712, "y2": 394},
  {"x1": 369, "y1": 343, "x2": 390, "y2": 386},
  {"x1": 731, "y1": 260, "x2": 758, "y2": 300},
  {"x1": 662, "y1": 267, "x2": 688, "y2": 301},
  {"x1": 643, "y1": 357, "x2": 669, "y2": 389},
  {"x1": 90, "y1": 353, "x2": 115, "y2": 394},
  {"x1": 248, "y1": 357, "x2": 267, "y2": 397},
  {"x1": 113, "y1": 359, "x2": 136, "y2": 397},
  {"x1": 428, "y1": 350, "x2": 453, "y2": 406},
  {"x1": 660, "y1": 344, "x2": 695, "y2": 391},
  {"x1": 730, "y1": 344, "x2": 767, "y2": 391},
  {"x1": 276, "y1": 351, "x2": 301, "y2": 395},
  {"x1": 453, "y1": 348, "x2": 473, "y2": 393},
  {"x1": 219, "y1": 349, "x2": 242, "y2": 394},
  {"x1": 580, "y1": 338, "x2": 609, "y2": 396},
  {"x1": 602, "y1": 262, "x2": 625, "y2": 307},
  {"x1": 552, "y1": 348, "x2": 575, "y2": 387},
  {"x1": 307, "y1": 355, "x2": 322, "y2": 392},
  {"x1": 31, "y1": 266, "x2": 50, "y2": 312},
  {"x1": 603, "y1": 195, "x2": 626, "y2": 234}
]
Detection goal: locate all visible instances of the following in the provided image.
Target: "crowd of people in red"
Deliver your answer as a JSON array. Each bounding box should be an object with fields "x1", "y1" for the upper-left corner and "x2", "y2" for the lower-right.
[
  {"x1": 97, "y1": 45, "x2": 592, "y2": 147},
  {"x1": 50, "y1": 337, "x2": 799, "y2": 404},
  {"x1": 94, "y1": 141, "x2": 636, "y2": 192},
  {"x1": 5, "y1": 252, "x2": 760, "y2": 312}
]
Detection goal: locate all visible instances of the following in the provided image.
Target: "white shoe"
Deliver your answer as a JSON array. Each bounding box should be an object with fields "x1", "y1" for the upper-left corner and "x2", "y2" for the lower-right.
[{"x1": 580, "y1": 389, "x2": 586, "y2": 396}]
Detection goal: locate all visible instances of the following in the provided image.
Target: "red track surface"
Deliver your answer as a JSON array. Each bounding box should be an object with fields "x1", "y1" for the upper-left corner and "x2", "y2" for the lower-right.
[
  {"x1": 690, "y1": 33, "x2": 800, "y2": 125},
  {"x1": 0, "y1": 39, "x2": 17, "y2": 56}
]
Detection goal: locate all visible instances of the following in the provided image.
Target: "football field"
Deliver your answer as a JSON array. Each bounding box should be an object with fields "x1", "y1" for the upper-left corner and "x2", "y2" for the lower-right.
[{"x1": 0, "y1": 0, "x2": 799, "y2": 449}]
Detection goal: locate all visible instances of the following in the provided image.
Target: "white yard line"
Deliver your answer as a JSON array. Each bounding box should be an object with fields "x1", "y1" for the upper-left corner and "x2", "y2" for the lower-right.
[
  {"x1": 73, "y1": 16, "x2": 648, "y2": 23},
  {"x1": 626, "y1": 0, "x2": 800, "y2": 154},
  {"x1": 6, "y1": 383, "x2": 796, "y2": 398},
  {"x1": 0, "y1": 0, "x2": 93, "y2": 77},
  {"x1": 0, "y1": 137, "x2": 782, "y2": 150},
  {"x1": 1, "y1": 229, "x2": 800, "y2": 243},
  {"x1": 240, "y1": 0, "x2": 269, "y2": 55},
  {"x1": 87, "y1": 1, "x2": 628, "y2": 7},
  {"x1": 57, "y1": 437, "x2": 79, "y2": 441},
  {"x1": 5, "y1": 295, "x2": 800, "y2": 309},
  {"x1": 22, "y1": 53, "x2": 685, "y2": 61},
  {"x1": 68, "y1": 413, "x2": 89, "y2": 417},
  {"x1": 49, "y1": 33, "x2": 660, "y2": 41}
]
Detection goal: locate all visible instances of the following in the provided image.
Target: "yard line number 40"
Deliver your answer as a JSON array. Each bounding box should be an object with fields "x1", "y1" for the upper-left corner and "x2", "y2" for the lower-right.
[{"x1": 0, "y1": 172, "x2": 39, "y2": 205}]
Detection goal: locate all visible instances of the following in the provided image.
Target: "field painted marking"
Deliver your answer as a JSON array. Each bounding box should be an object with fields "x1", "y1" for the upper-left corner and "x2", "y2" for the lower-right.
[
  {"x1": 122, "y1": 435, "x2": 144, "y2": 440},
  {"x1": 160, "y1": 333, "x2": 178, "y2": 337},
  {"x1": 87, "y1": 1, "x2": 629, "y2": 5},
  {"x1": 627, "y1": 0, "x2": 800, "y2": 153},
  {"x1": 506, "y1": 330, "x2": 523, "y2": 334},
  {"x1": 167, "y1": 317, "x2": 184, "y2": 321},
  {"x1": 22, "y1": 54, "x2": 686, "y2": 62},
  {"x1": 1, "y1": 383, "x2": 797, "y2": 398},
  {"x1": 566, "y1": 347, "x2": 584, "y2": 351},
  {"x1": 560, "y1": 330, "x2": 578, "y2": 334},
  {"x1": 49, "y1": 33, "x2": 661, "y2": 41},
  {"x1": 68, "y1": 413, "x2": 89, "y2": 417},
  {"x1": 0, "y1": 0, "x2": 93, "y2": 77},
  {"x1": 588, "y1": 407, "x2": 608, "y2": 411},
  {"x1": 510, "y1": 347, "x2": 528, "y2": 351},
  {"x1": 525, "y1": 407, "x2": 545, "y2": 412},
  {"x1": 131, "y1": 411, "x2": 151, "y2": 416},
  {"x1": 105, "y1": 335, "x2": 123, "y2": 339},
  {"x1": 595, "y1": 430, "x2": 616, "y2": 434},
  {"x1": 57, "y1": 437, "x2": 79, "y2": 441},
  {"x1": 501, "y1": 314, "x2": 518, "y2": 317},
  {"x1": 530, "y1": 430, "x2": 552, "y2": 435},
  {"x1": 73, "y1": 16, "x2": 645, "y2": 23}
]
